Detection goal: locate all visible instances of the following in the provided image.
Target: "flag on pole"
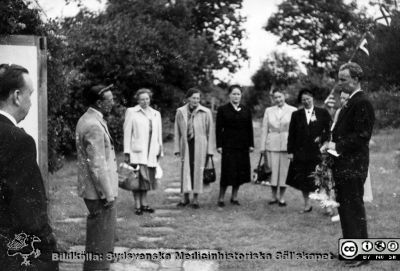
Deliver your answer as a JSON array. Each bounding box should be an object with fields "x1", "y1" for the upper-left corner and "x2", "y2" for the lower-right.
[
  {"x1": 359, "y1": 38, "x2": 369, "y2": 56},
  {"x1": 375, "y1": 5, "x2": 392, "y2": 26}
]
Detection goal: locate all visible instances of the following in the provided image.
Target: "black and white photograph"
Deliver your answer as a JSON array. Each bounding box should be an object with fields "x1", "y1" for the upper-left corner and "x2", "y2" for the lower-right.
[{"x1": 0, "y1": 0, "x2": 399, "y2": 270}]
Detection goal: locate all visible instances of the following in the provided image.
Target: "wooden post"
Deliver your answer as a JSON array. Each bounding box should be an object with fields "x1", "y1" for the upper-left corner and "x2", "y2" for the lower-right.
[{"x1": 0, "y1": 35, "x2": 48, "y2": 195}]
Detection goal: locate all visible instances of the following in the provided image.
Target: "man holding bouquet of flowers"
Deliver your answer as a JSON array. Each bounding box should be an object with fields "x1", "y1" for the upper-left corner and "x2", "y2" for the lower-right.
[{"x1": 322, "y1": 62, "x2": 375, "y2": 267}]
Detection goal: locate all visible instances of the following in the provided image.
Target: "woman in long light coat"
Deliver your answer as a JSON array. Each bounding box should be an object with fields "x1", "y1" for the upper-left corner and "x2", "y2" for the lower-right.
[
  {"x1": 260, "y1": 89, "x2": 296, "y2": 206},
  {"x1": 124, "y1": 88, "x2": 163, "y2": 215},
  {"x1": 174, "y1": 88, "x2": 215, "y2": 208}
]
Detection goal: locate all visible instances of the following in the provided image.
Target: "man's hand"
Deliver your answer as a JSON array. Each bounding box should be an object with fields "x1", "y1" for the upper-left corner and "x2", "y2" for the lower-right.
[
  {"x1": 217, "y1": 147, "x2": 222, "y2": 154},
  {"x1": 320, "y1": 142, "x2": 329, "y2": 153},
  {"x1": 249, "y1": 147, "x2": 254, "y2": 153},
  {"x1": 103, "y1": 199, "x2": 114, "y2": 209},
  {"x1": 124, "y1": 153, "x2": 130, "y2": 164},
  {"x1": 327, "y1": 141, "x2": 336, "y2": 151},
  {"x1": 287, "y1": 153, "x2": 293, "y2": 161},
  {"x1": 324, "y1": 94, "x2": 336, "y2": 108}
]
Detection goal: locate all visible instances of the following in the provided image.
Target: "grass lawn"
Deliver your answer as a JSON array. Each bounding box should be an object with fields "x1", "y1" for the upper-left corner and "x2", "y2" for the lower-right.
[{"x1": 49, "y1": 126, "x2": 400, "y2": 271}]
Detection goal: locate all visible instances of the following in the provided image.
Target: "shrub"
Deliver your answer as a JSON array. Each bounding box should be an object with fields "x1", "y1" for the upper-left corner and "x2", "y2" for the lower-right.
[{"x1": 369, "y1": 87, "x2": 400, "y2": 129}]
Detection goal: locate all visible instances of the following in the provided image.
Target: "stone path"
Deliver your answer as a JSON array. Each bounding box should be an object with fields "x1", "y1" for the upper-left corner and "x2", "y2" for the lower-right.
[
  {"x1": 59, "y1": 247, "x2": 219, "y2": 271},
  {"x1": 59, "y1": 177, "x2": 219, "y2": 271}
]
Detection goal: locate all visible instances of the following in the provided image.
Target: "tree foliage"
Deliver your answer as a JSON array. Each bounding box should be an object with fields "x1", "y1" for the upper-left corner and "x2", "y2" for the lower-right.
[
  {"x1": 0, "y1": 0, "x2": 69, "y2": 172},
  {"x1": 353, "y1": 10, "x2": 400, "y2": 89},
  {"x1": 265, "y1": 0, "x2": 370, "y2": 68},
  {"x1": 249, "y1": 52, "x2": 301, "y2": 113},
  {"x1": 60, "y1": 0, "x2": 247, "y2": 153}
]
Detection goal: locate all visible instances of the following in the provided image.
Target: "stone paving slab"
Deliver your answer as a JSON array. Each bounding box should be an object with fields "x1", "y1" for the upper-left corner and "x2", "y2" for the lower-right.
[
  {"x1": 57, "y1": 217, "x2": 125, "y2": 223},
  {"x1": 154, "y1": 209, "x2": 182, "y2": 216},
  {"x1": 111, "y1": 263, "x2": 143, "y2": 271},
  {"x1": 167, "y1": 195, "x2": 181, "y2": 201},
  {"x1": 141, "y1": 226, "x2": 175, "y2": 233},
  {"x1": 56, "y1": 217, "x2": 85, "y2": 223},
  {"x1": 167, "y1": 182, "x2": 181, "y2": 188},
  {"x1": 60, "y1": 248, "x2": 219, "y2": 271},
  {"x1": 151, "y1": 217, "x2": 175, "y2": 223},
  {"x1": 137, "y1": 236, "x2": 165, "y2": 242},
  {"x1": 183, "y1": 260, "x2": 219, "y2": 271},
  {"x1": 154, "y1": 203, "x2": 178, "y2": 209},
  {"x1": 164, "y1": 188, "x2": 181, "y2": 194}
]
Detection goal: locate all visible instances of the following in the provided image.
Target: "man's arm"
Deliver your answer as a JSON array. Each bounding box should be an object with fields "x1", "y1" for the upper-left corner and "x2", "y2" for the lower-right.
[
  {"x1": 287, "y1": 111, "x2": 297, "y2": 155},
  {"x1": 84, "y1": 124, "x2": 114, "y2": 201}
]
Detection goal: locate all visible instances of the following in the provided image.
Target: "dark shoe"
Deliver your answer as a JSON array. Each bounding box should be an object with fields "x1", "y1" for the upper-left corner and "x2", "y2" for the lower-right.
[
  {"x1": 217, "y1": 201, "x2": 225, "y2": 207},
  {"x1": 268, "y1": 200, "x2": 279, "y2": 205},
  {"x1": 191, "y1": 203, "x2": 200, "y2": 209},
  {"x1": 141, "y1": 205, "x2": 155, "y2": 213},
  {"x1": 278, "y1": 201, "x2": 287, "y2": 207},
  {"x1": 230, "y1": 199, "x2": 240, "y2": 205},
  {"x1": 299, "y1": 207, "x2": 312, "y2": 213},
  {"x1": 177, "y1": 201, "x2": 190, "y2": 207},
  {"x1": 135, "y1": 208, "x2": 143, "y2": 215}
]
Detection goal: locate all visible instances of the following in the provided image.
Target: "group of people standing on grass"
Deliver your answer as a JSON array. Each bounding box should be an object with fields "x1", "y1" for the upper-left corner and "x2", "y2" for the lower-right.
[
  {"x1": 0, "y1": 60, "x2": 374, "y2": 271},
  {"x1": 73, "y1": 61, "x2": 374, "y2": 270}
]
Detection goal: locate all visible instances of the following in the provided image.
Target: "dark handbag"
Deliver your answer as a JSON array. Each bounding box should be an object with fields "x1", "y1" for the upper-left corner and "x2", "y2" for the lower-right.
[
  {"x1": 253, "y1": 153, "x2": 272, "y2": 184},
  {"x1": 203, "y1": 156, "x2": 216, "y2": 184},
  {"x1": 118, "y1": 163, "x2": 140, "y2": 190}
]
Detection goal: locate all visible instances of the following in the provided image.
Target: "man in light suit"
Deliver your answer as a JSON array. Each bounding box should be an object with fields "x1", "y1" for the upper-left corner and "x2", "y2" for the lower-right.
[
  {"x1": 0, "y1": 64, "x2": 58, "y2": 270},
  {"x1": 76, "y1": 84, "x2": 118, "y2": 271},
  {"x1": 324, "y1": 62, "x2": 375, "y2": 267}
]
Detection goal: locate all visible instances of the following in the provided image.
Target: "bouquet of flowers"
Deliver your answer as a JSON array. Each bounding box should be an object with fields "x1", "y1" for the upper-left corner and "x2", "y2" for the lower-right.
[{"x1": 309, "y1": 153, "x2": 340, "y2": 209}]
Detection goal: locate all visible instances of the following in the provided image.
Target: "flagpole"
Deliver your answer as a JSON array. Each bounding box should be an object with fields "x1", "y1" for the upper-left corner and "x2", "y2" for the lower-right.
[
  {"x1": 348, "y1": 32, "x2": 368, "y2": 63},
  {"x1": 325, "y1": 3, "x2": 389, "y2": 109}
]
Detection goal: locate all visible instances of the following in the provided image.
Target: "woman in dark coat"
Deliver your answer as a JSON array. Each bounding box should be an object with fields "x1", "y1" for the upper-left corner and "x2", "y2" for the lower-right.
[
  {"x1": 216, "y1": 85, "x2": 254, "y2": 206},
  {"x1": 286, "y1": 88, "x2": 331, "y2": 213}
]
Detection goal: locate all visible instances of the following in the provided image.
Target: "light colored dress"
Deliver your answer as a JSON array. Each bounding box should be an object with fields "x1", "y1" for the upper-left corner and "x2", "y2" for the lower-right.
[{"x1": 261, "y1": 103, "x2": 297, "y2": 187}]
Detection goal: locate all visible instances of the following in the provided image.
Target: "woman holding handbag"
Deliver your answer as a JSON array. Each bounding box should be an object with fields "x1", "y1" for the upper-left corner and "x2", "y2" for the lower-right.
[
  {"x1": 123, "y1": 88, "x2": 163, "y2": 215},
  {"x1": 260, "y1": 88, "x2": 296, "y2": 206},
  {"x1": 174, "y1": 88, "x2": 215, "y2": 209},
  {"x1": 216, "y1": 85, "x2": 254, "y2": 207}
]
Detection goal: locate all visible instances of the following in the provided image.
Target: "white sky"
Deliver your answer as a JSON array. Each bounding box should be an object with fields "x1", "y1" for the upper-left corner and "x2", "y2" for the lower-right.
[{"x1": 37, "y1": 0, "x2": 375, "y2": 86}]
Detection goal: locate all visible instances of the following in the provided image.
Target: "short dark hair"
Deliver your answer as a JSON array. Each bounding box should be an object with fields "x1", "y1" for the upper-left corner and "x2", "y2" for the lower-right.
[
  {"x1": 85, "y1": 84, "x2": 110, "y2": 106},
  {"x1": 297, "y1": 88, "x2": 314, "y2": 104},
  {"x1": 0, "y1": 64, "x2": 29, "y2": 102},
  {"x1": 185, "y1": 87, "x2": 201, "y2": 98},
  {"x1": 228, "y1": 84, "x2": 242, "y2": 94},
  {"x1": 339, "y1": 62, "x2": 363, "y2": 81},
  {"x1": 272, "y1": 88, "x2": 286, "y2": 95}
]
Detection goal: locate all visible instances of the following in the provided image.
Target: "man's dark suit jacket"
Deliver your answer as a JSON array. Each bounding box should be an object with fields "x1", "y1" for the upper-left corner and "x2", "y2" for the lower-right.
[
  {"x1": 287, "y1": 107, "x2": 331, "y2": 162},
  {"x1": 332, "y1": 91, "x2": 375, "y2": 181},
  {"x1": 0, "y1": 114, "x2": 57, "y2": 266}
]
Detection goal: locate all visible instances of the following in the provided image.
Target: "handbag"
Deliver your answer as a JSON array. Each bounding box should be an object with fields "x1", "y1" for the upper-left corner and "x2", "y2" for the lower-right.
[
  {"x1": 253, "y1": 153, "x2": 272, "y2": 184},
  {"x1": 203, "y1": 156, "x2": 216, "y2": 184},
  {"x1": 118, "y1": 163, "x2": 140, "y2": 191}
]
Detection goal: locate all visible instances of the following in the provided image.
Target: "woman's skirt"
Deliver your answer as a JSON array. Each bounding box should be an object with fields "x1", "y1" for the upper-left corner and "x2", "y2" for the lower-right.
[
  {"x1": 286, "y1": 160, "x2": 318, "y2": 193},
  {"x1": 133, "y1": 165, "x2": 156, "y2": 191},
  {"x1": 220, "y1": 148, "x2": 251, "y2": 187},
  {"x1": 266, "y1": 151, "x2": 290, "y2": 187}
]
